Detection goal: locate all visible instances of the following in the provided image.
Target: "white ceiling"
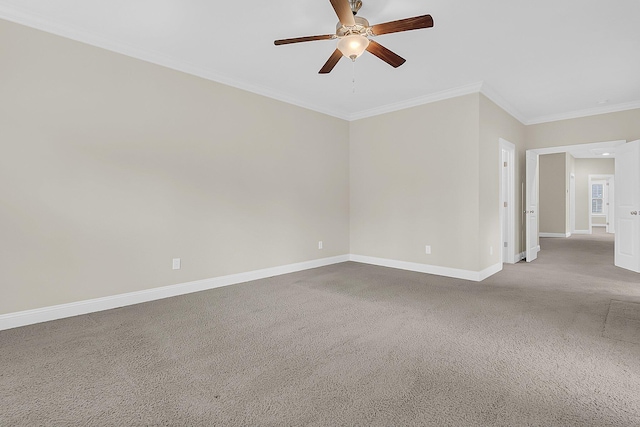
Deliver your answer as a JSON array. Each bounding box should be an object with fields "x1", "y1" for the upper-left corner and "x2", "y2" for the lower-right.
[{"x1": 1, "y1": 0, "x2": 639, "y2": 123}]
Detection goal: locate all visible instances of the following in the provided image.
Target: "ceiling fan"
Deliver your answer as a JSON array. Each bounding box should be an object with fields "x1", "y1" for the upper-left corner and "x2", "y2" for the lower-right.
[{"x1": 274, "y1": 0, "x2": 434, "y2": 74}]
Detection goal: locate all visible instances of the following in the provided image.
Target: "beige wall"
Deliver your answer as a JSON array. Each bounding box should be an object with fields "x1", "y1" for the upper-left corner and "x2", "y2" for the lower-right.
[
  {"x1": 539, "y1": 153, "x2": 567, "y2": 234},
  {"x1": 3, "y1": 18, "x2": 640, "y2": 317},
  {"x1": 0, "y1": 20, "x2": 350, "y2": 314},
  {"x1": 574, "y1": 159, "x2": 615, "y2": 231},
  {"x1": 592, "y1": 216, "x2": 607, "y2": 226},
  {"x1": 349, "y1": 94, "x2": 526, "y2": 272},
  {"x1": 479, "y1": 95, "x2": 526, "y2": 267},
  {"x1": 527, "y1": 110, "x2": 640, "y2": 150},
  {"x1": 350, "y1": 94, "x2": 482, "y2": 271}
]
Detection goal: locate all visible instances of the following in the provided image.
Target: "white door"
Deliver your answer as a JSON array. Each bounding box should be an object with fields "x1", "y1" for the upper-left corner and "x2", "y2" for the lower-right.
[
  {"x1": 526, "y1": 150, "x2": 539, "y2": 262},
  {"x1": 615, "y1": 140, "x2": 640, "y2": 272}
]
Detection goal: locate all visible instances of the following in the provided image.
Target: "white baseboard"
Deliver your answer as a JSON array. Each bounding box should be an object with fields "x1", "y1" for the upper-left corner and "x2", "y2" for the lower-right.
[
  {"x1": 592, "y1": 224, "x2": 607, "y2": 228},
  {"x1": 478, "y1": 262, "x2": 504, "y2": 281},
  {"x1": 0, "y1": 253, "x2": 513, "y2": 331},
  {"x1": 572, "y1": 230, "x2": 591, "y2": 235},
  {"x1": 349, "y1": 254, "x2": 502, "y2": 282},
  {"x1": 0, "y1": 254, "x2": 350, "y2": 331},
  {"x1": 539, "y1": 232, "x2": 571, "y2": 238}
]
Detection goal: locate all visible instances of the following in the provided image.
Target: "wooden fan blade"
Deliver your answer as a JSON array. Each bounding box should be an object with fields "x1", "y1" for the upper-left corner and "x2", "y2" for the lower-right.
[
  {"x1": 274, "y1": 34, "x2": 335, "y2": 46},
  {"x1": 366, "y1": 40, "x2": 406, "y2": 68},
  {"x1": 319, "y1": 49, "x2": 343, "y2": 74},
  {"x1": 330, "y1": 0, "x2": 356, "y2": 27},
  {"x1": 370, "y1": 15, "x2": 433, "y2": 36}
]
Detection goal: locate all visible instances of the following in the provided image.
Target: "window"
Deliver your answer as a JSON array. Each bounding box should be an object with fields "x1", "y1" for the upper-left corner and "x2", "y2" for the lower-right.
[{"x1": 592, "y1": 183, "x2": 604, "y2": 214}]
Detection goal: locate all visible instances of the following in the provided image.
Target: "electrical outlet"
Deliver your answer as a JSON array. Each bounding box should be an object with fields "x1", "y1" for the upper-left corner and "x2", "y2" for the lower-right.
[
  {"x1": 490, "y1": 246, "x2": 493, "y2": 255},
  {"x1": 318, "y1": 241, "x2": 323, "y2": 250},
  {"x1": 425, "y1": 245, "x2": 431, "y2": 255},
  {"x1": 172, "y1": 258, "x2": 181, "y2": 270}
]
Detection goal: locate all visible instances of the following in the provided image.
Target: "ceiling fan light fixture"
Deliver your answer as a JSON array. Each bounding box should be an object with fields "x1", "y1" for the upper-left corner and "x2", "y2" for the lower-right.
[
  {"x1": 274, "y1": 0, "x2": 434, "y2": 74},
  {"x1": 337, "y1": 34, "x2": 369, "y2": 61}
]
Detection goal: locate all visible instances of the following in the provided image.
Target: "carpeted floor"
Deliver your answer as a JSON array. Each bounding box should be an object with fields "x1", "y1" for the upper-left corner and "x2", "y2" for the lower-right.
[{"x1": 2, "y1": 232, "x2": 640, "y2": 426}]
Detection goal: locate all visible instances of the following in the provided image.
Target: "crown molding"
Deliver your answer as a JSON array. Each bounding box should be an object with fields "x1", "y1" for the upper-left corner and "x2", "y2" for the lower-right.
[
  {"x1": 0, "y1": 5, "x2": 352, "y2": 121},
  {"x1": 347, "y1": 82, "x2": 484, "y2": 121},
  {"x1": 526, "y1": 100, "x2": 640, "y2": 125},
  {"x1": 479, "y1": 83, "x2": 527, "y2": 124},
  {"x1": 349, "y1": 81, "x2": 530, "y2": 124},
  {"x1": 0, "y1": 5, "x2": 487, "y2": 122},
  {"x1": 3, "y1": 5, "x2": 640, "y2": 125}
]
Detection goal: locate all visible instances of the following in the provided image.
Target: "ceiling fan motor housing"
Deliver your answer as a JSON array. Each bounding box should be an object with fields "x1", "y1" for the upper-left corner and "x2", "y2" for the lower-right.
[{"x1": 336, "y1": 16, "x2": 371, "y2": 37}]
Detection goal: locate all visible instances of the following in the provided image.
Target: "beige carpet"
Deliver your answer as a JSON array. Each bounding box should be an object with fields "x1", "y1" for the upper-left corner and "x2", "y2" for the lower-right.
[{"x1": 2, "y1": 232, "x2": 640, "y2": 426}]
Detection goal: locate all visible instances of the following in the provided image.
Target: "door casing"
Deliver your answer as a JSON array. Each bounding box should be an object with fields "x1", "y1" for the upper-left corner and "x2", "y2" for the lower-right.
[{"x1": 499, "y1": 139, "x2": 516, "y2": 264}]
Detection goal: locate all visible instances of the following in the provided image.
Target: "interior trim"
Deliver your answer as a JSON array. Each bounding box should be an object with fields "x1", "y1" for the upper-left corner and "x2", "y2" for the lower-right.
[
  {"x1": 0, "y1": 255, "x2": 350, "y2": 331},
  {"x1": 2, "y1": 5, "x2": 636, "y2": 125},
  {"x1": 0, "y1": 5, "x2": 351, "y2": 121},
  {"x1": 526, "y1": 100, "x2": 640, "y2": 125},
  {"x1": 348, "y1": 82, "x2": 483, "y2": 121},
  {"x1": 1, "y1": 253, "x2": 508, "y2": 331},
  {"x1": 481, "y1": 84, "x2": 527, "y2": 124},
  {"x1": 572, "y1": 230, "x2": 591, "y2": 235},
  {"x1": 539, "y1": 232, "x2": 571, "y2": 238},
  {"x1": 349, "y1": 254, "x2": 502, "y2": 282}
]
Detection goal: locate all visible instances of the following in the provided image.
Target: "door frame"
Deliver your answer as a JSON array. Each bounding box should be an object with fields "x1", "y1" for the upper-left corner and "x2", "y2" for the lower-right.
[
  {"x1": 525, "y1": 150, "x2": 540, "y2": 262},
  {"x1": 499, "y1": 139, "x2": 516, "y2": 264},
  {"x1": 526, "y1": 140, "x2": 625, "y2": 262},
  {"x1": 570, "y1": 173, "x2": 576, "y2": 235},
  {"x1": 588, "y1": 174, "x2": 614, "y2": 233}
]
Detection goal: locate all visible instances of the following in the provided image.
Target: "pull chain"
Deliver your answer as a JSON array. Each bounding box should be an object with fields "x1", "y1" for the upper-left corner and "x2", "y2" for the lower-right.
[{"x1": 352, "y1": 59, "x2": 357, "y2": 94}]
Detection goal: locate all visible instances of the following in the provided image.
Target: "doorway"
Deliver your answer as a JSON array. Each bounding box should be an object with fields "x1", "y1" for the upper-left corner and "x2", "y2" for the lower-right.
[
  {"x1": 526, "y1": 140, "x2": 635, "y2": 270},
  {"x1": 588, "y1": 175, "x2": 615, "y2": 234}
]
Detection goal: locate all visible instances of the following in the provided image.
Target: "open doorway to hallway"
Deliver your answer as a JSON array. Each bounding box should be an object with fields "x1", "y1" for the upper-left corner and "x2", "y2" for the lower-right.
[
  {"x1": 537, "y1": 151, "x2": 617, "y2": 237},
  {"x1": 526, "y1": 140, "x2": 625, "y2": 268}
]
